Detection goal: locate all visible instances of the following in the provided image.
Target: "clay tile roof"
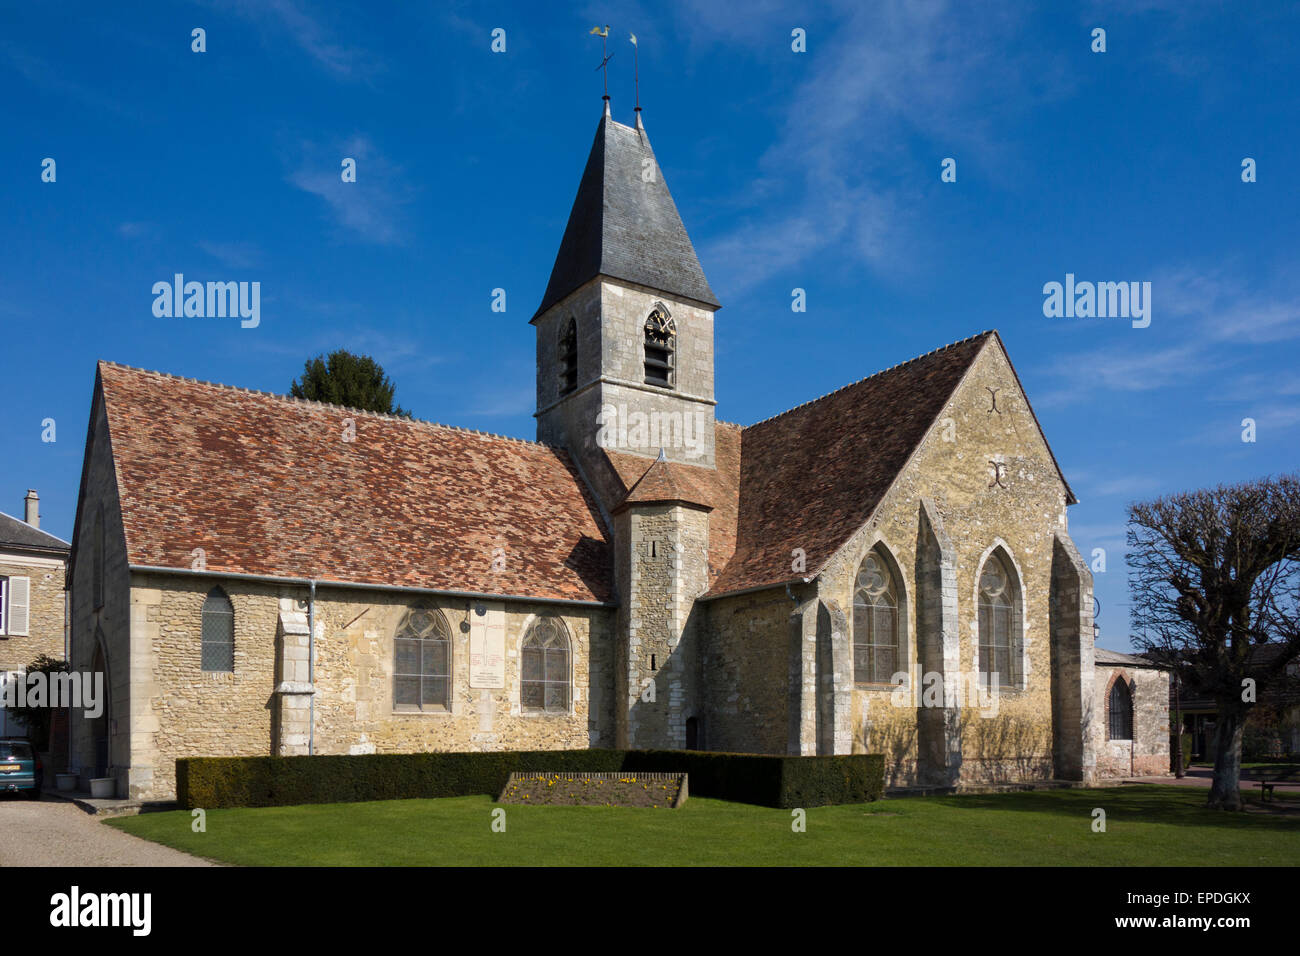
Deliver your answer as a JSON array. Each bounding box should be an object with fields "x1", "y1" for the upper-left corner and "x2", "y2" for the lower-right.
[
  {"x1": 705, "y1": 332, "x2": 998, "y2": 598},
  {"x1": 616, "y1": 452, "x2": 714, "y2": 512},
  {"x1": 602, "y1": 422, "x2": 742, "y2": 590},
  {"x1": 96, "y1": 362, "x2": 613, "y2": 604},
  {"x1": 534, "y1": 111, "x2": 719, "y2": 319}
]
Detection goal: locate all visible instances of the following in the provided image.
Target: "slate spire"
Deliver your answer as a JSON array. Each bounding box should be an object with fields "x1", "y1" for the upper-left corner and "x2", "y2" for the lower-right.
[{"x1": 534, "y1": 109, "x2": 719, "y2": 319}]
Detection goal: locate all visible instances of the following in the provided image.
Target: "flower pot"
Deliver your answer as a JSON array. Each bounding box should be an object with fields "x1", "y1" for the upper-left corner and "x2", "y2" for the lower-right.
[
  {"x1": 89, "y1": 777, "x2": 116, "y2": 799},
  {"x1": 55, "y1": 773, "x2": 78, "y2": 792}
]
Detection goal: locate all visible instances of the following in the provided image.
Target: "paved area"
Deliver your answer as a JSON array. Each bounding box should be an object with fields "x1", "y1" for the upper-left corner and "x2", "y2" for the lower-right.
[
  {"x1": 0, "y1": 796, "x2": 214, "y2": 867},
  {"x1": 1121, "y1": 767, "x2": 1300, "y2": 795}
]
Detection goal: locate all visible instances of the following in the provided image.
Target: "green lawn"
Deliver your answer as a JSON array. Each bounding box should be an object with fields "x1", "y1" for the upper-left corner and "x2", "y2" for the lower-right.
[{"x1": 106, "y1": 785, "x2": 1299, "y2": 866}]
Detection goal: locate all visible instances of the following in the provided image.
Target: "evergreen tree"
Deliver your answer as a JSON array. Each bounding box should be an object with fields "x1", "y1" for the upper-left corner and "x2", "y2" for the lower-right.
[{"x1": 290, "y1": 350, "x2": 410, "y2": 416}]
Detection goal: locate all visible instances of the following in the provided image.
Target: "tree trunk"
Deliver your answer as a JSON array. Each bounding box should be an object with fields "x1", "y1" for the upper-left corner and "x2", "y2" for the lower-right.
[{"x1": 1207, "y1": 709, "x2": 1245, "y2": 810}]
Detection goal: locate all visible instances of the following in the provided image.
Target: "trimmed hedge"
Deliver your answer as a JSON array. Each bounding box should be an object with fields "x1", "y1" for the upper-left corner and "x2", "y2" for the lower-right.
[{"x1": 177, "y1": 749, "x2": 884, "y2": 811}]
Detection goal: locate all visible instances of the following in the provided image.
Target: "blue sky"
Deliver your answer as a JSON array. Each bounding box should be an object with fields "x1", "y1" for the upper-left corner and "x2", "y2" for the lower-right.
[{"x1": 2, "y1": 1, "x2": 1297, "y2": 652}]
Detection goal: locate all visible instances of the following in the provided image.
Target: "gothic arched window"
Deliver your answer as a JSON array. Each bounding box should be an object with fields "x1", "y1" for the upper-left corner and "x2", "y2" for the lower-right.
[
  {"x1": 977, "y1": 549, "x2": 1021, "y2": 689},
  {"x1": 1108, "y1": 679, "x2": 1133, "y2": 740},
  {"x1": 200, "y1": 586, "x2": 235, "y2": 672},
  {"x1": 521, "y1": 617, "x2": 570, "y2": 714},
  {"x1": 644, "y1": 307, "x2": 675, "y2": 388},
  {"x1": 559, "y1": 317, "x2": 578, "y2": 395},
  {"x1": 853, "y1": 547, "x2": 900, "y2": 684},
  {"x1": 393, "y1": 603, "x2": 452, "y2": 712}
]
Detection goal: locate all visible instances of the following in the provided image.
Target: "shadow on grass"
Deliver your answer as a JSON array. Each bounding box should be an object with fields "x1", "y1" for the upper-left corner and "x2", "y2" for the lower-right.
[{"x1": 926, "y1": 785, "x2": 1300, "y2": 831}]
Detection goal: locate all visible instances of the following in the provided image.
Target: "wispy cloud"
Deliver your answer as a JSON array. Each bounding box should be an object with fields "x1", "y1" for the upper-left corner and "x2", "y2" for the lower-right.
[
  {"x1": 197, "y1": 240, "x2": 262, "y2": 269},
  {"x1": 692, "y1": 1, "x2": 1072, "y2": 291},
  {"x1": 285, "y1": 135, "x2": 412, "y2": 244},
  {"x1": 212, "y1": 0, "x2": 377, "y2": 80},
  {"x1": 0, "y1": 40, "x2": 128, "y2": 115},
  {"x1": 118, "y1": 222, "x2": 158, "y2": 240},
  {"x1": 1036, "y1": 265, "x2": 1300, "y2": 408},
  {"x1": 244, "y1": 325, "x2": 439, "y2": 366},
  {"x1": 464, "y1": 383, "x2": 536, "y2": 418},
  {"x1": 1088, "y1": 476, "x2": 1162, "y2": 499}
]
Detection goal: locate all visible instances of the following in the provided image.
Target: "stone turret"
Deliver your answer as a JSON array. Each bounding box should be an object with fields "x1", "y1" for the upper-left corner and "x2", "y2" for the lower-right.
[{"x1": 612, "y1": 451, "x2": 712, "y2": 748}]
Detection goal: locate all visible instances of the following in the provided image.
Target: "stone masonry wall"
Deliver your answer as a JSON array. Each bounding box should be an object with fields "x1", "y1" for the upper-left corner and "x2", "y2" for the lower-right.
[
  {"x1": 536, "y1": 278, "x2": 717, "y2": 471},
  {"x1": 815, "y1": 339, "x2": 1077, "y2": 786},
  {"x1": 67, "y1": 391, "x2": 134, "y2": 795},
  {"x1": 308, "y1": 589, "x2": 612, "y2": 759},
  {"x1": 0, "y1": 553, "x2": 66, "y2": 670},
  {"x1": 620, "y1": 503, "x2": 709, "y2": 749},
  {"x1": 129, "y1": 574, "x2": 280, "y2": 800},
  {"x1": 1095, "y1": 665, "x2": 1170, "y2": 777},
  {"x1": 126, "y1": 575, "x2": 615, "y2": 802},
  {"x1": 701, "y1": 587, "x2": 795, "y2": 755}
]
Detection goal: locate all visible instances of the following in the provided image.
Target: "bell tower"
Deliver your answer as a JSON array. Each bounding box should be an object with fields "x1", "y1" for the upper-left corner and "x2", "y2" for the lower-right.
[{"x1": 532, "y1": 104, "x2": 721, "y2": 480}]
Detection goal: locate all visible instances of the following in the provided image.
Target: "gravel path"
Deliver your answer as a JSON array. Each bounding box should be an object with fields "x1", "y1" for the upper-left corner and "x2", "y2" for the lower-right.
[{"x1": 0, "y1": 797, "x2": 215, "y2": 867}]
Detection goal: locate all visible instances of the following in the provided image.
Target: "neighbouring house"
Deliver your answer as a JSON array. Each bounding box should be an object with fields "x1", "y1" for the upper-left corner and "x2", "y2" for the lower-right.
[
  {"x1": 1093, "y1": 647, "x2": 1170, "y2": 777},
  {"x1": 68, "y1": 101, "x2": 1155, "y2": 801},
  {"x1": 1172, "y1": 644, "x2": 1300, "y2": 760},
  {"x1": 0, "y1": 490, "x2": 71, "y2": 755}
]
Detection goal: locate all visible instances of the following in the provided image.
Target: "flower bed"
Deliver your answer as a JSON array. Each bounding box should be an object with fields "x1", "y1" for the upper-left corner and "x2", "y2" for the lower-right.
[{"x1": 498, "y1": 771, "x2": 687, "y2": 808}]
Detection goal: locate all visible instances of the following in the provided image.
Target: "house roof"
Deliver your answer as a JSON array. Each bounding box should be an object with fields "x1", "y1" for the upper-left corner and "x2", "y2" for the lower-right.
[
  {"x1": 0, "y1": 511, "x2": 70, "y2": 555},
  {"x1": 95, "y1": 362, "x2": 613, "y2": 605},
  {"x1": 1095, "y1": 647, "x2": 1166, "y2": 669},
  {"x1": 1172, "y1": 643, "x2": 1300, "y2": 711},
  {"x1": 533, "y1": 108, "x2": 720, "y2": 319}
]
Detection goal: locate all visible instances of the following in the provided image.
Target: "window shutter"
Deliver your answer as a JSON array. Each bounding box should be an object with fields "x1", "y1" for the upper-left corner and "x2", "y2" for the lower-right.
[{"x1": 9, "y1": 576, "x2": 30, "y2": 637}]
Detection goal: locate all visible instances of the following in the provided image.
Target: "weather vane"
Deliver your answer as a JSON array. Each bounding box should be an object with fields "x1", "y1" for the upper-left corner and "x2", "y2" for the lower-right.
[
  {"x1": 630, "y1": 32, "x2": 640, "y2": 113},
  {"x1": 589, "y1": 25, "x2": 612, "y2": 100}
]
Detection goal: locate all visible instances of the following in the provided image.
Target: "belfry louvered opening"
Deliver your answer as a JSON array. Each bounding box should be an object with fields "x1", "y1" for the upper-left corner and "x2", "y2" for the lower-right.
[
  {"x1": 643, "y1": 307, "x2": 675, "y2": 388},
  {"x1": 559, "y1": 317, "x2": 578, "y2": 395}
]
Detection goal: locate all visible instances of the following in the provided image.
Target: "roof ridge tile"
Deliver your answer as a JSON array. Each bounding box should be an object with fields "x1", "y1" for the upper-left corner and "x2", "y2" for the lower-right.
[
  {"x1": 99, "y1": 360, "x2": 554, "y2": 448},
  {"x1": 745, "y1": 330, "x2": 994, "y2": 429}
]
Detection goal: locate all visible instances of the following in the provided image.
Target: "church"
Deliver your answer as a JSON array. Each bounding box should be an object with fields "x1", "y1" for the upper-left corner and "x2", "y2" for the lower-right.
[{"x1": 66, "y1": 102, "x2": 1166, "y2": 801}]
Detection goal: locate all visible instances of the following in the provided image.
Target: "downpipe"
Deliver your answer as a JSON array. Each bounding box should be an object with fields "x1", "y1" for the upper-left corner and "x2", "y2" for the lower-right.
[{"x1": 308, "y1": 579, "x2": 316, "y2": 757}]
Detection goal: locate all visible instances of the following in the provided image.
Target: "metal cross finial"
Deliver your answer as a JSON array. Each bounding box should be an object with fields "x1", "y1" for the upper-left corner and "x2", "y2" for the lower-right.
[{"x1": 589, "y1": 25, "x2": 613, "y2": 98}]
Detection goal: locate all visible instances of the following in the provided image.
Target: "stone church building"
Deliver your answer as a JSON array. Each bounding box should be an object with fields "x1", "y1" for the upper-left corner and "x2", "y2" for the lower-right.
[{"x1": 67, "y1": 104, "x2": 1166, "y2": 801}]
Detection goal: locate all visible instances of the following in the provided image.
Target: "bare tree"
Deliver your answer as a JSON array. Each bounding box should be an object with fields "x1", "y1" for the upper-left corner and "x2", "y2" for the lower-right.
[{"x1": 1127, "y1": 474, "x2": 1300, "y2": 810}]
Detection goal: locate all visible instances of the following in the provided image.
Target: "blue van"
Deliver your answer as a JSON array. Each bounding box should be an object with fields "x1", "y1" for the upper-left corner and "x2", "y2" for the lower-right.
[{"x1": 0, "y1": 738, "x2": 43, "y2": 799}]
